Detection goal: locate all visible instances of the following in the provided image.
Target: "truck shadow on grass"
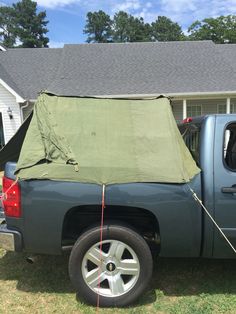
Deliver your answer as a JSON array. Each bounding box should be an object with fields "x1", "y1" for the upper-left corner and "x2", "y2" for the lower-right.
[
  {"x1": 0, "y1": 251, "x2": 74, "y2": 294},
  {"x1": 1, "y1": 251, "x2": 236, "y2": 305}
]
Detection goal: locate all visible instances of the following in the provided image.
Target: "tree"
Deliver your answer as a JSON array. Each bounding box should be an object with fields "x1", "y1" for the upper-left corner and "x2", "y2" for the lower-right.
[
  {"x1": 188, "y1": 15, "x2": 236, "y2": 43},
  {"x1": 113, "y1": 11, "x2": 152, "y2": 42},
  {"x1": 0, "y1": 0, "x2": 49, "y2": 48},
  {"x1": 112, "y1": 11, "x2": 130, "y2": 42},
  {"x1": 126, "y1": 15, "x2": 152, "y2": 42},
  {"x1": 151, "y1": 16, "x2": 185, "y2": 41},
  {"x1": 0, "y1": 6, "x2": 16, "y2": 47},
  {"x1": 83, "y1": 10, "x2": 112, "y2": 43},
  {"x1": 12, "y1": 0, "x2": 49, "y2": 47}
]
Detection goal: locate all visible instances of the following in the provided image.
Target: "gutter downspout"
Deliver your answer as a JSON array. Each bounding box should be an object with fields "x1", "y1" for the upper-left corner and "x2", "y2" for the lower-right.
[{"x1": 20, "y1": 100, "x2": 30, "y2": 123}]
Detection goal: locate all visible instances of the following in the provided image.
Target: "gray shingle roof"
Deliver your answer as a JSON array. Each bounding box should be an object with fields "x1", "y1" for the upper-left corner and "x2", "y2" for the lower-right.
[
  {"x1": 0, "y1": 63, "x2": 22, "y2": 95},
  {"x1": 1, "y1": 41, "x2": 236, "y2": 99},
  {"x1": 216, "y1": 44, "x2": 236, "y2": 76},
  {"x1": 0, "y1": 48, "x2": 62, "y2": 99}
]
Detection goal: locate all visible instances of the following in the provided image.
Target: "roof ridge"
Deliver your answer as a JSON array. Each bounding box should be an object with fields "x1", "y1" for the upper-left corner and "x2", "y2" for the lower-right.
[
  {"x1": 64, "y1": 40, "x2": 215, "y2": 47},
  {"x1": 6, "y1": 47, "x2": 63, "y2": 51}
]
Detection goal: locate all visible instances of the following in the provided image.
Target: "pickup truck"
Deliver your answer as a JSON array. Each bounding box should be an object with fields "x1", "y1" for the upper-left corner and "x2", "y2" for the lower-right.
[{"x1": 1, "y1": 114, "x2": 236, "y2": 307}]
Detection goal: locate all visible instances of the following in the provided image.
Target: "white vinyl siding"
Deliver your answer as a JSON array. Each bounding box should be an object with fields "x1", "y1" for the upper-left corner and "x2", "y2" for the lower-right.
[
  {"x1": 0, "y1": 83, "x2": 22, "y2": 143},
  {"x1": 171, "y1": 100, "x2": 183, "y2": 123}
]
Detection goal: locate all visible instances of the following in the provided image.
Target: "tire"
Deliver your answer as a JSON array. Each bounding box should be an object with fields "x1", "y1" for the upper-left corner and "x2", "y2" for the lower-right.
[{"x1": 68, "y1": 223, "x2": 153, "y2": 307}]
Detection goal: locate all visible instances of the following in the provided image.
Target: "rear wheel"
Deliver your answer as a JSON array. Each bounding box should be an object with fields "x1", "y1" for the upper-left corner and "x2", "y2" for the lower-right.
[{"x1": 69, "y1": 224, "x2": 153, "y2": 307}]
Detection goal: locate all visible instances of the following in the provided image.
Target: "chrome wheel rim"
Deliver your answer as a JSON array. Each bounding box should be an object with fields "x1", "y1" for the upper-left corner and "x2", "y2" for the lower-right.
[{"x1": 81, "y1": 239, "x2": 140, "y2": 297}]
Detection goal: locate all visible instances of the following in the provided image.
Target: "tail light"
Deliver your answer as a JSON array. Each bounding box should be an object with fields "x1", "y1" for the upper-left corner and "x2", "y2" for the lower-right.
[{"x1": 2, "y1": 176, "x2": 21, "y2": 218}]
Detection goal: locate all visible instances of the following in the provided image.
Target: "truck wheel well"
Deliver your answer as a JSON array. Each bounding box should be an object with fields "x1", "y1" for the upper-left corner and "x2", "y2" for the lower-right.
[{"x1": 62, "y1": 205, "x2": 160, "y2": 254}]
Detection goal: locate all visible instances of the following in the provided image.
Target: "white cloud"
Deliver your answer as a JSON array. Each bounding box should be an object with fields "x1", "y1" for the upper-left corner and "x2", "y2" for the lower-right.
[
  {"x1": 37, "y1": 0, "x2": 79, "y2": 9},
  {"x1": 160, "y1": 0, "x2": 197, "y2": 13},
  {"x1": 29, "y1": 0, "x2": 236, "y2": 28},
  {"x1": 146, "y1": 2, "x2": 152, "y2": 8},
  {"x1": 135, "y1": 10, "x2": 157, "y2": 23},
  {"x1": 124, "y1": 0, "x2": 232, "y2": 30},
  {"x1": 113, "y1": 0, "x2": 157, "y2": 21},
  {"x1": 209, "y1": 0, "x2": 236, "y2": 16},
  {"x1": 158, "y1": 0, "x2": 236, "y2": 25},
  {"x1": 113, "y1": 0, "x2": 141, "y2": 12}
]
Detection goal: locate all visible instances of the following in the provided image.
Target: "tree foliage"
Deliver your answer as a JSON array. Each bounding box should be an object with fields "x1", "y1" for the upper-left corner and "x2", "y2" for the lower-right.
[
  {"x1": 152, "y1": 16, "x2": 185, "y2": 41},
  {"x1": 0, "y1": 6, "x2": 16, "y2": 48},
  {"x1": 84, "y1": 11, "x2": 236, "y2": 44},
  {"x1": 84, "y1": 10, "x2": 185, "y2": 43},
  {"x1": 12, "y1": 0, "x2": 49, "y2": 47},
  {"x1": 113, "y1": 11, "x2": 152, "y2": 42},
  {"x1": 83, "y1": 10, "x2": 112, "y2": 43},
  {"x1": 112, "y1": 11, "x2": 130, "y2": 42},
  {"x1": 188, "y1": 15, "x2": 236, "y2": 43},
  {"x1": 0, "y1": 0, "x2": 49, "y2": 48}
]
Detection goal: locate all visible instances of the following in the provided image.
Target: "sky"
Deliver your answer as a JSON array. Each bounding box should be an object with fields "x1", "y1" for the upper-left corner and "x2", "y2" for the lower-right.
[{"x1": 1, "y1": 0, "x2": 236, "y2": 47}]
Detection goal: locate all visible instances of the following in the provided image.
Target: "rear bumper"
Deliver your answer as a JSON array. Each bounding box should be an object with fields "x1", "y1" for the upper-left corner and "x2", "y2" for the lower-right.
[
  {"x1": 0, "y1": 224, "x2": 22, "y2": 252},
  {"x1": 0, "y1": 206, "x2": 5, "y2": 224}
]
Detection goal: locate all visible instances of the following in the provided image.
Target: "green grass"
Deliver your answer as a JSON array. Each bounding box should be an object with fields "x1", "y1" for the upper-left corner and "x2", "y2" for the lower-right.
[{"x1": 0, "y1": 249, "x2": 236, "y2": 314}]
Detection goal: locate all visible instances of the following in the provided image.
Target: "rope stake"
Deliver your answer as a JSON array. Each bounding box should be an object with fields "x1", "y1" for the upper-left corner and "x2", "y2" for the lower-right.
[{"x1": 189, "y1": 185, "x2": 236, "y2": 254}]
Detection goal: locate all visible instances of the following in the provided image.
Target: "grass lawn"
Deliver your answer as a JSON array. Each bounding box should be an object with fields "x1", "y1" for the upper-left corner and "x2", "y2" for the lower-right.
[{"x1": 0, "y1": 249, "x2": 236, "y2": 313}]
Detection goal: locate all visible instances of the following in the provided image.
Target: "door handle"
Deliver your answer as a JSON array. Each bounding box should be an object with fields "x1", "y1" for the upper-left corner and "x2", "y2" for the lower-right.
[{"x1": 222, "y1": 186, "x2": 236, "y2": 193}]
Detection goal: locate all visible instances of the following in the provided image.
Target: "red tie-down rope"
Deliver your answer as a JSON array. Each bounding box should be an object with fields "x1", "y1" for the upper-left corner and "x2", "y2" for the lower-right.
[
  {"x1": 96, "y1": 184, "x2": 106, "y2": 312},
  {"x1": 0, "y1": 178, "x2": 19, "y2": 201}
]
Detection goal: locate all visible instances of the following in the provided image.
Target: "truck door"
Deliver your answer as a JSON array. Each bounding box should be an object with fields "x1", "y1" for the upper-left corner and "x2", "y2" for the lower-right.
[{"x1": 213, "y1": 116, "x2": 236, "y2": 257}]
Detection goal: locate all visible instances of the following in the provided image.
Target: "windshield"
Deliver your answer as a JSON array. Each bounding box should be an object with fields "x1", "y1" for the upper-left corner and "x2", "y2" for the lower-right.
[{"x1": 179, "y1": 124, "x2": 201, "y2": 166}]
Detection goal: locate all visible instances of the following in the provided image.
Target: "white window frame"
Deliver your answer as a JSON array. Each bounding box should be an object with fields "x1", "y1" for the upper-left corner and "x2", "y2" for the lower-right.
[
  {"x1": 217, "y1": 103, "x2": 227, "y2": 114},
  {"x1": 187, "y1": 104, "x2": 202, "y2": 117},
  {"x1": 230, "y1": 103, "x2": 236, "y2": 114}
]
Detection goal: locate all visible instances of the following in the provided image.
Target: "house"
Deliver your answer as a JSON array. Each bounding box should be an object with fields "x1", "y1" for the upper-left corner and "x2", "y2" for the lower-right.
[{"x1": 0, "y1": 40, "x2": 236, "y2": 147}]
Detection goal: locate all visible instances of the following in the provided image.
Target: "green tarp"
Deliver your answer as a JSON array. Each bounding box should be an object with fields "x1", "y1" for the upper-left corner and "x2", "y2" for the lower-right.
[
  {"x1": 15, "y1": 93, "x2": 200, "y2": 184},
  {"x1": 0, "y1": 113, "x2": 32, "y2": 170}
]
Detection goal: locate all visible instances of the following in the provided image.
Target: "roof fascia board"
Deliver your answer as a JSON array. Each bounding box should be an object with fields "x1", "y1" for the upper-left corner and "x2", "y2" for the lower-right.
[
  {"x1": 91, "y1": 91, "x2": 236, "y2": 99},
  {"x1": 0, "y1": 78, "x2": 25, "y2": 103},
  {"x1": 166, "y1": 91, "x2": 236, "y2": 99},
  {"x1": 0, "y1": 45, "x2": 6, "y2": 51},
  {"x1": 27, "y1": 92, "x2": 236, "y2": 102}
]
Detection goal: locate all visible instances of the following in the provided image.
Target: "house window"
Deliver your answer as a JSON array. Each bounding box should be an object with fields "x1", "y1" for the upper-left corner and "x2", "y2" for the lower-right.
[
  {"x1": 230, "y1": 103, "x2": 236, "y2": 114},
  {"x1": 187, "y1": 105, "x2": 202, "y2": 117},
  {"x1": 218, "y1": 104, "x2": 226, "y2": 114}
]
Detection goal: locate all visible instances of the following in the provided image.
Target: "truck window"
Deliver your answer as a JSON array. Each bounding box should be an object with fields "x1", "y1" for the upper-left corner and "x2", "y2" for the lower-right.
[
  {"x1": 224, "y1": 123, "x2": 236, "y2": 170},
  {"x1": 179, "y1": 124, "x2": 200, "y2": 166}
]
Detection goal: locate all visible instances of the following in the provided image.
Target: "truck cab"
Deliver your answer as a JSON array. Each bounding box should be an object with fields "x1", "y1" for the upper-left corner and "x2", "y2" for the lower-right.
[{"x1": 180, "y1": 114, "x2": 236, "y2": 258}]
